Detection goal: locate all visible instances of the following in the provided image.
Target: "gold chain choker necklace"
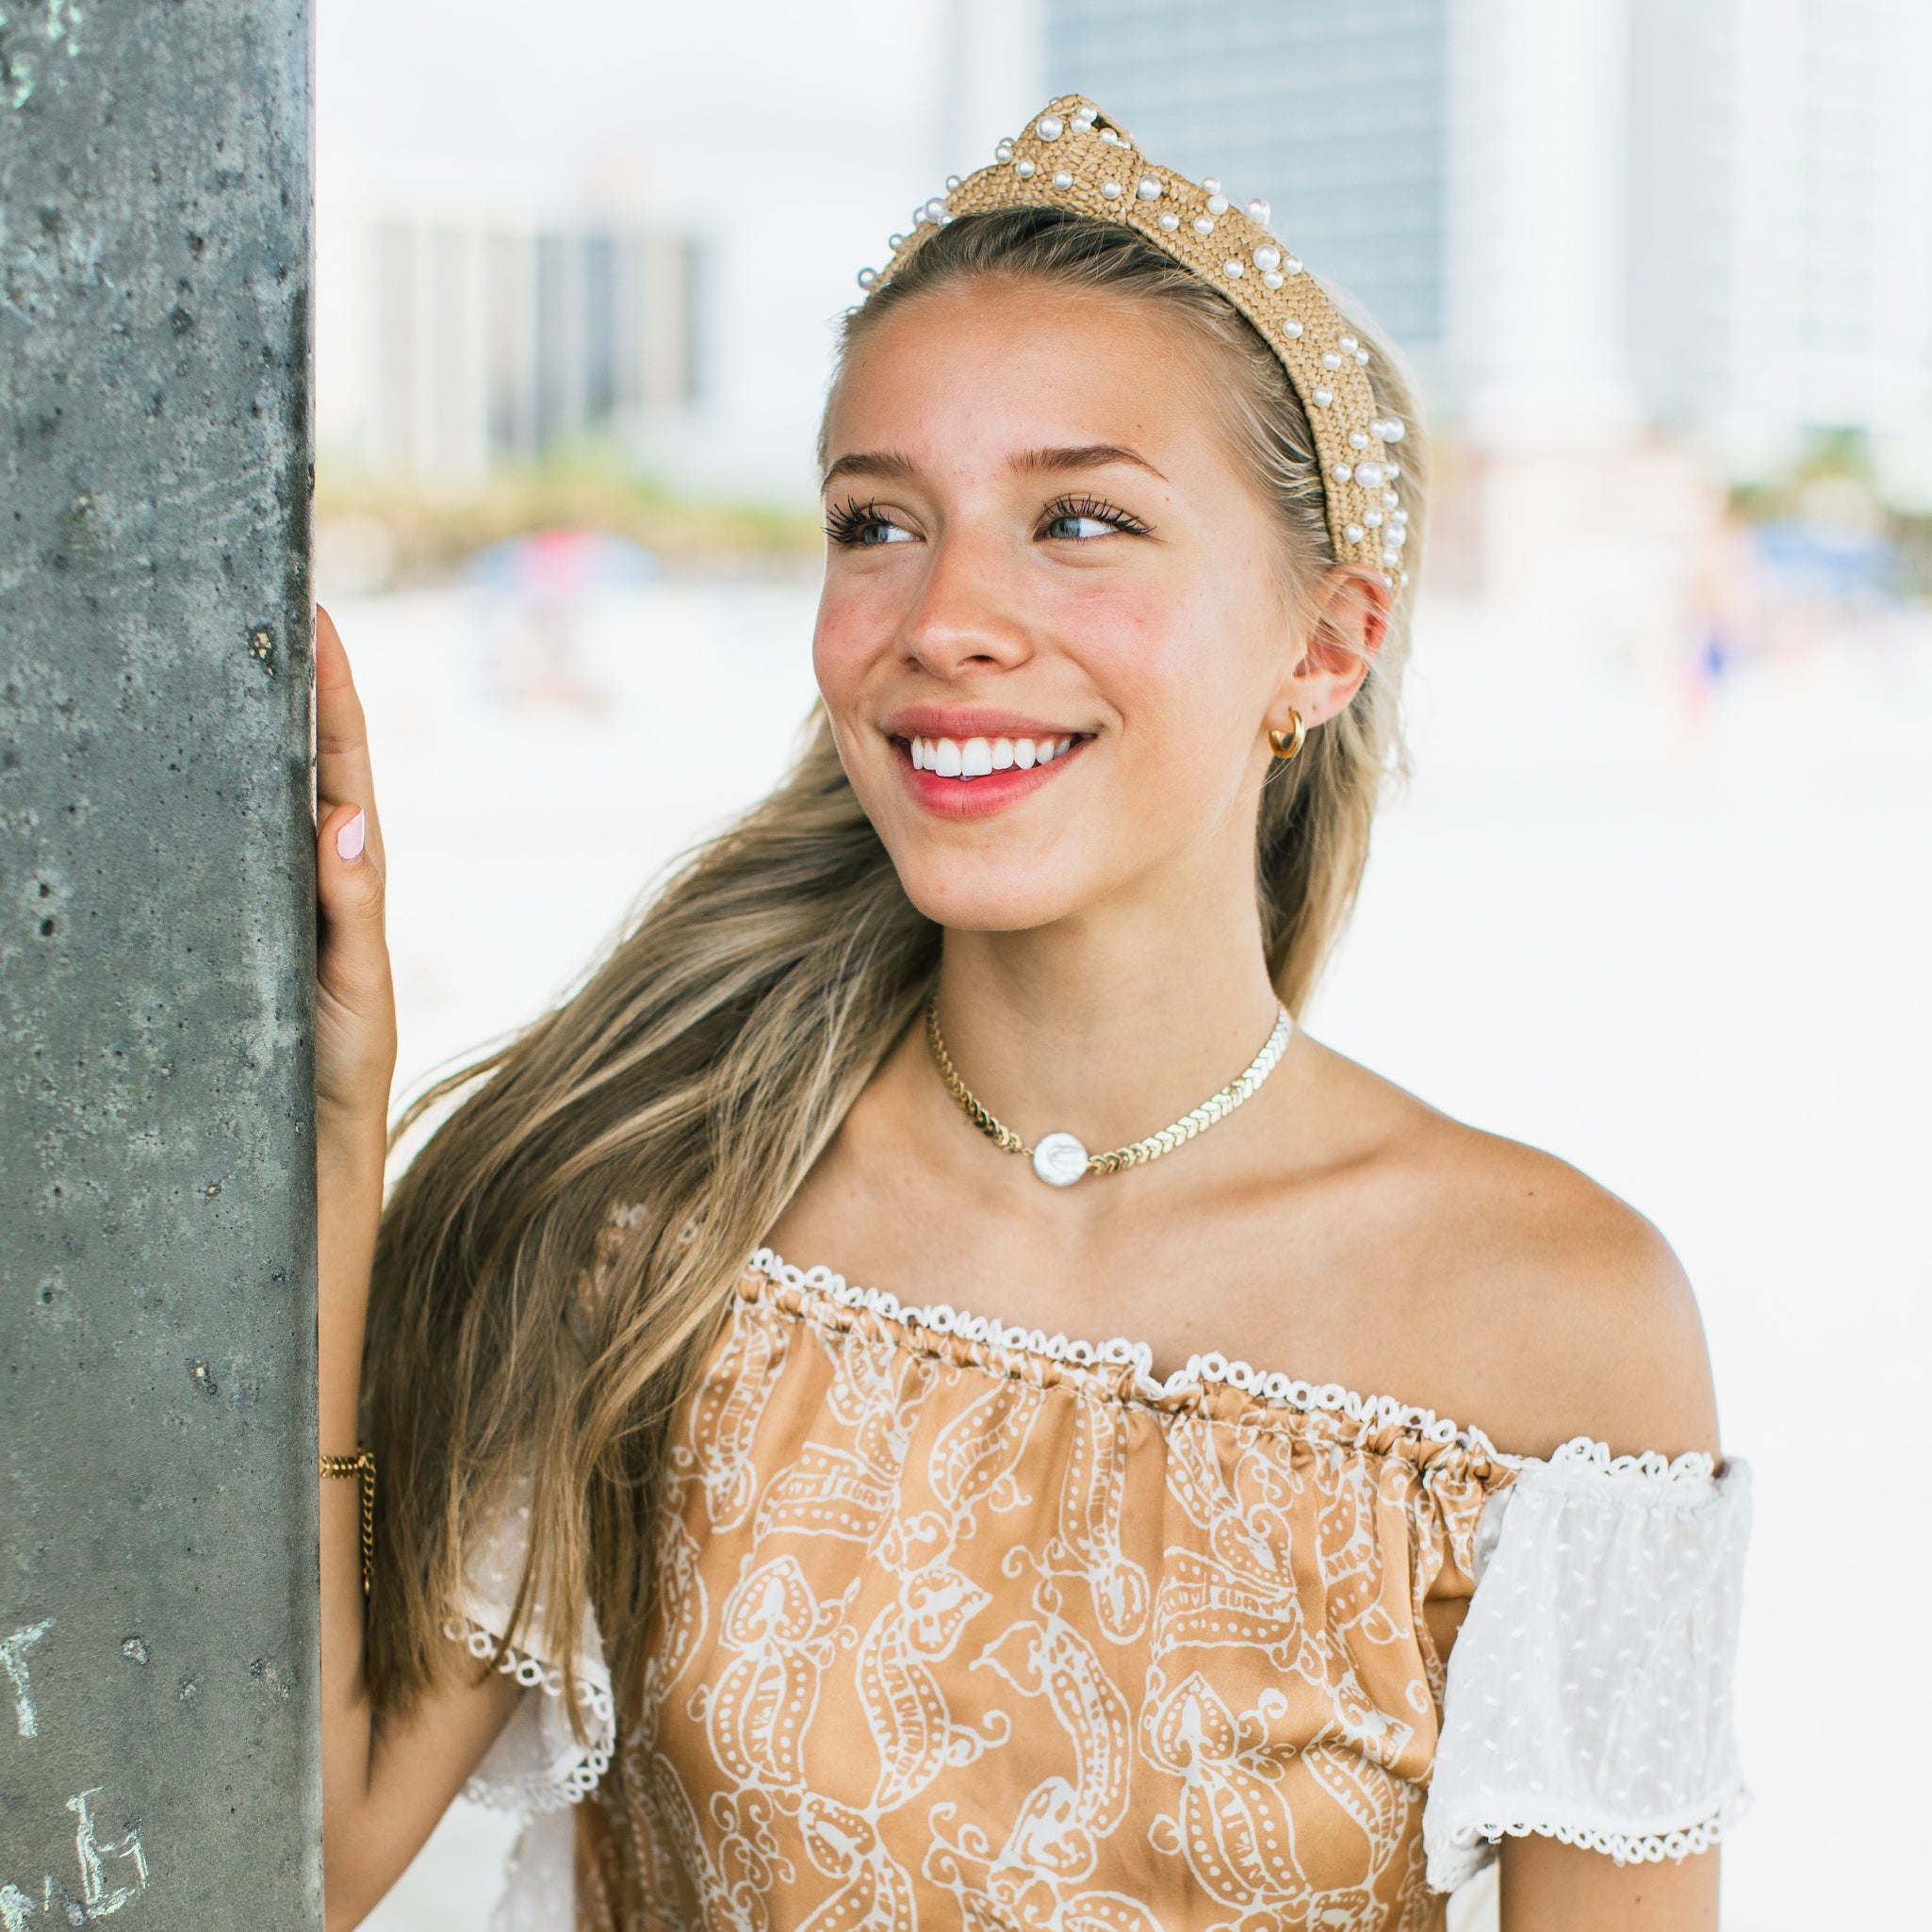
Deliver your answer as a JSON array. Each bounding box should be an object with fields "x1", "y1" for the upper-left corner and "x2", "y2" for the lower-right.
[{"x1": 926, "y1": 998, "x2": 1293, "y2": 1187}]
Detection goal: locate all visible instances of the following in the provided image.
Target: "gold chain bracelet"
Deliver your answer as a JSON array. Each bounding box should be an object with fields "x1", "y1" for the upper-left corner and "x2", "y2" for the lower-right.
[{"x1": 319, "y1": 1448, "x2": 376, "y2": 1598}]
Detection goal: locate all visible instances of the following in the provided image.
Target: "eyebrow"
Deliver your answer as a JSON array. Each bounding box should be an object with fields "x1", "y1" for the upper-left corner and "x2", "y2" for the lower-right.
[{"x1": 820, "y1": 443, "x2": 1168, "y2": 491}]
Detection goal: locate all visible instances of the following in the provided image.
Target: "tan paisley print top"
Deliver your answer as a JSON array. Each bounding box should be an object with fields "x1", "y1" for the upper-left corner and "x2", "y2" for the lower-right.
[{"x1": 571, "y1": 1254, "x2": 1511, "y2": 1932}]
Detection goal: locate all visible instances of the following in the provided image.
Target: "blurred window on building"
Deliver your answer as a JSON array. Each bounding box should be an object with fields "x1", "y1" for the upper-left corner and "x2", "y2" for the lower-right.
[
  {"x1": 1046, "y1": 0, "x2": 1452, "y2": 365},
  {"x1": 320, "y1": 206, "x2": 703, "y2": 483}
]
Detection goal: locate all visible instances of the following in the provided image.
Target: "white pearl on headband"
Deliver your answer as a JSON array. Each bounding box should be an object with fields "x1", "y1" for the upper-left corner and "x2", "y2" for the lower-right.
[
  {"x1": 1102, "y1": 180, "x2": 1122, "y2": 198},
  {"x1": 946, "y1": 174, "x2": 961, "y2": 190},
  {"x1": 1339, "y1": 335, "x2": 1358, "y2": 353},
  {"x1": 1355, "y1": 461, "x2": 1384, "y2": 488},
  {"x1": 857, "y1": 268, "x2": 878, "y2": 289},
  {"x1": 1262, "y1": 271, "x2": 1284, "y2": 288},
  {"x1": 1345, "y1": 523, "x2": 1364, "y2": 543},
  {"x1": 1331, "y1": 463, "x2": 1352, "y2": 483},
  {"x1": 1206, "y1": 193, "x2": 1229, "y2": 215},
  {"x1": 1379, "y1": 419, "x2": 1405, "y2": 442},
  {"x1": 1349, "y1": 430, "x2": 1369, "y2": 450},
  {"x1": 1100, "y1": 127, "x2": 1122, "y2": 145},
  {"x1": 1158, "y1": 212, "x2": 1181, "y2": 231},
  {"x1": 1313, "y1": 387, "x2": 1334, "y2": 406},
  {"x1": 1203, "y1": 176, "x2": 1221, "y2": 193},
  {"x1": 1138, "y1": 175, "x2": 1163, "y2": 200},
  {"x1": 1355, "y1": 348, "x2": 1369, "y2": 366},
  {"x1": 1253, "y1": 245, "x2": 1281, "y2": 271},
  {"x1": 925, "y1": 198, "x2": 946, "y2": 221},
  {"x1": 889, "y1": 234, "x2": 906, "y2": 249},
  {"x1": 1053, "y1": 171, "x2": 1072, "y2": 189},
  {"x1": 1285, "y1": 255, "x2": 1303, "y2": 274},
  {"x1": 1037, "y1": 114, "x2": 1064, "y2": 140},
  {"x1": 1224, "y1": 259, "x2": 1244, "y2": 276},
  {"x1": 1015, "y1": 158, "x2": 1036, "y2": 177},
  {"x1": 1383, "y1": 491, "x2": 1399, "y2": 509},
  {"x1": 1282, "y1": 319, "x2": 1303, "y2": 338},
  {"x1": 1321, "y1": 351, "x2": 1342, "y2": 369},
  {"x1": 1247, "y1": 196, "x2": 1271, "y2": 223},
  {"x1": 996, "y1": 139, "x2": 1015, "y2": 161},
  {"x1": 1192, "y1": 216, "x2": 1215, "y2": 236},
  {"x1": 1365, "y1": 509, "x2": 1383, "y2": 527}
]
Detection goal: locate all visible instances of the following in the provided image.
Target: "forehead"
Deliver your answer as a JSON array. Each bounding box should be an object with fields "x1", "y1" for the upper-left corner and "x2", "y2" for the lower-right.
[{"x1": 825, "y1": 278, "x2": 1221, "y2": 467}]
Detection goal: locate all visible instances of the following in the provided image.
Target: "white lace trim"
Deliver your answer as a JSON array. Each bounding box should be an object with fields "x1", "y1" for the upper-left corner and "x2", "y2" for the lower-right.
[
  {"x1": 1433, "y1": 1783, "x2": 1750, "y2": 1883},
  {"x1": 1543, "y1": 1433, "x2": 1718, "y2": 1490},
  {"x1": 751, "y1": 1248, "x2": 1724, "y2": 1485},
  {"x1": 444, "y1": 1616, "x2": 614, "y2": 1810},
  {"x1": 750, "y1": 1247, "x2": 1497, "y2": 1447}
]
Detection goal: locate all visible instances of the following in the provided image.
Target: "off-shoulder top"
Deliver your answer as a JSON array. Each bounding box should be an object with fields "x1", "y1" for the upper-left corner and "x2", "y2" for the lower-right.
[{"x1": 456, "y1": 1251, "x2": 1751, "y2": 1932}]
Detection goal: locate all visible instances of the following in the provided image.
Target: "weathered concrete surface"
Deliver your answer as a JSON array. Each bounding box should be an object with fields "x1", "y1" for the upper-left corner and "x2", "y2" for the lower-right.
[{"x1": 0, "y1": 3, "x2": 319, "y2": 1924}]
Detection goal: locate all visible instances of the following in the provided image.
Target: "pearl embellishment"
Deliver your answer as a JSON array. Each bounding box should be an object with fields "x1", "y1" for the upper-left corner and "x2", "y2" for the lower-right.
[
  {"x1": 1349, "y1": 431, "x2": 1369, "y2": 450},
  {"x1": 1262, "y1": 271, "x2": 1283, "y2": 288},
  {"x1": 1102, "y1": 180, "x2": 1122, "y2": 199},
  {"x1": 1247, "y1": 196, "x2": 1271, "y2": 223},
  {"x1": 1253, "y1": 246, "x2": 1281, "y2": 272},
  {"x1": 1354, "y1": 461, "x2": 1384, "y2": 489},
  {"x1": 1037, "y1": 114, "x2": 1064, "y2": 140},
  {"x1": 857, "y1": 268, "x2": 878, "y2": 290},
  {"x1": 1321, "y1": 351, "x2": 1343, "y2": 369},
  {"x1": 1158, "y1": 212, "x2": 1181, "y2": 231},
  {"x1": 1052, "y1": 171, "x2": 1072, "y2": 189},
  {"x1": 1137, "y1": 175, "x2": 1163, "y2": 200},
  {"x1": 1332, "y1": 463, "x2": 1352, "y2": 483},
  {"x1": 1205, "y1": 193, "x2": 1229, "y2": 216},
  {"x1": 1345, "y1": 522, "x2": 1365, "y2": 543},
  {"x1": 1224, "y1": 259, "x2": 1244, "y2": 277},
  {"x1": 1015, "y1": 158, "x2": 1036, "y2": 177},
  {"x1": 1313, "y1": 387, "x2": 1334, "y2": 407},
  {"x1": 1282, "y1": 319, "x2": 1303, "y2": 338},
  {"x1": 1192, "y1": 216, "x2": 1215, "y2": 236}
]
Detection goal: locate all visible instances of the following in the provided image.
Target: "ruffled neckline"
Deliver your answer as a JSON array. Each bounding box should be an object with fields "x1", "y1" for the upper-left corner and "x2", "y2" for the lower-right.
[{"x1": 745, "y1": 1248, "x2": 1719, "y2": 1488}]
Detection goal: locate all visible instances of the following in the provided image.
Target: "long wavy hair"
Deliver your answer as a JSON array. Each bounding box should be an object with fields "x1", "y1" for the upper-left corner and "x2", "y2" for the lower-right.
[{"x1": 360, "y1": 207, "x2": 1429, "y2": 1729}]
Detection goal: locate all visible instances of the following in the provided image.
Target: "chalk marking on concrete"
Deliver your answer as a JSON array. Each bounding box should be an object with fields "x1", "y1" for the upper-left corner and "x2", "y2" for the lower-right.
[
  {"x1": 0, "y1": 1620, "x2": 53, "y2": 1737},
  {"x1": 67, "y1": 1788, "x2": 148, "y2": 1915}
]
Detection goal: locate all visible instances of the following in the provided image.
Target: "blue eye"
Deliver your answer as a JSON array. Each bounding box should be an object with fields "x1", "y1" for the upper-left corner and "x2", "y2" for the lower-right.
[
  {"x1": 1039, "y1": 495, "x2": 1151, "y2": 543},
  {"x1": 1043, "y1": 513, "x2": 1118, "y2": 541},
  {"x1": 826, "y1": 498, "x2": 917, "y2": 548}
]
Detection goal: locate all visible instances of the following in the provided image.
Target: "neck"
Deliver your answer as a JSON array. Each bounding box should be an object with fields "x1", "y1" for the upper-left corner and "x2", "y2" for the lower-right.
[{"x1": 930, "y1": 862, "x2": 1284, "y2": 1154}]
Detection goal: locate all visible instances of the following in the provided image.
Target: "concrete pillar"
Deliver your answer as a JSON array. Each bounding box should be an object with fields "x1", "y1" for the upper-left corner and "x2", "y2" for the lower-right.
[{"x1": 0, "y1": 3, "x2": 321, "y2": 1924}]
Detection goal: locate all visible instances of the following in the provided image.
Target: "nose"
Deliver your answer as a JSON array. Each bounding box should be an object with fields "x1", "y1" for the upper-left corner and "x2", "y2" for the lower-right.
[{"x1": 899, "y1": 527, "x2": 1033, "y2": 679}]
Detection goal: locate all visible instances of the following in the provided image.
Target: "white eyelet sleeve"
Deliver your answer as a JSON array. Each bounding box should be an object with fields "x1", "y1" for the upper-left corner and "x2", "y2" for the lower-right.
[
  {"x1": 446, "y1": 1480, "x2": 615, "y2": 1818},
  {"x1": 1423, "y1": 1438, "x2": 1752, "y2": 1893}
]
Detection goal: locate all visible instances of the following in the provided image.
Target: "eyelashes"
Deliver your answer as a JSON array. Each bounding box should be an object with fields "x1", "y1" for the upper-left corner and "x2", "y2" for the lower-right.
[
  {"x1": 824, "y1": 496, "x2": 900, "y2": 547},
  {"x1": 824, "y1": 492, "x2": 1155, "y2": 547},
  {"x1": 1039, "y1": 494, "x2": 1153, "y2": 539}
]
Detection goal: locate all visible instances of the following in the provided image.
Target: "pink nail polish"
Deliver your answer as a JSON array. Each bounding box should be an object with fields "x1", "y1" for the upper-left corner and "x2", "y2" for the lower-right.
[{"x1": 336, "y1": 810, "x2": 366, "y2": 862}]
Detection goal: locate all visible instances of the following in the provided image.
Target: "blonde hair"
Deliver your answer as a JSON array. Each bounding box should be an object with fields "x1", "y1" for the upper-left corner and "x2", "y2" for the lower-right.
[{"x1": 361, "y1": 206, "x2": 1428, "y2": 1727}]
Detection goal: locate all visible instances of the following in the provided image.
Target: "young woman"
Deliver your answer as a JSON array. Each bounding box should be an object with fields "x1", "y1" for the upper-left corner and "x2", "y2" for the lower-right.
[{"x1": 316, "y1": 100, "x2": 1748, "y2": 1932}]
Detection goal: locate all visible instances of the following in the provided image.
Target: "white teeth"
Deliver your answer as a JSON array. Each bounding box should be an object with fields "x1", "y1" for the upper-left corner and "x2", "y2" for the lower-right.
[{"x1": 911, "y1": 732, "x2": 1077, "y2": 777}]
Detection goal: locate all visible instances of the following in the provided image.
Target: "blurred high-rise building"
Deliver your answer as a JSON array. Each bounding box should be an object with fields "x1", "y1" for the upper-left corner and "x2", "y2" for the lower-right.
[
  {"x1": 1047, "y1": 0, "x2": 1932, "y2": 504},
  {"x1": 319, "y1": 196, "x2": 703, "y2": 483}
]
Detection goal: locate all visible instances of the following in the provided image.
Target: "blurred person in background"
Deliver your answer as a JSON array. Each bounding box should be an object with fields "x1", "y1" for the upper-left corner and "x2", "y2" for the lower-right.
[{"x1": 311, "y1": 98, "x2": 1748, "y2": 1932}]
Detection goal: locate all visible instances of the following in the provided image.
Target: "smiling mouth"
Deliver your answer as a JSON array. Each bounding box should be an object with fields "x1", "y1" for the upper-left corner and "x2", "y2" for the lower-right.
[{"x1": 903, "y1": 731, "x2": 1082, "y2": 778}]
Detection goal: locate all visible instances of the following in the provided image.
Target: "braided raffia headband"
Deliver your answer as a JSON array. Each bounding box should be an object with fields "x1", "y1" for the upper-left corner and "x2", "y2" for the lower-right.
[{"x1": 858, "y1": 95, "x2": 1412, "y2": 592}]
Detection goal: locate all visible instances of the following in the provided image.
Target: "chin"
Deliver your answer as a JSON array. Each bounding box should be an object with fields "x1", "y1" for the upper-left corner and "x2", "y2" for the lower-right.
[{"x1": 888, "y1": 847, "x2": 1099, "y2": 934}]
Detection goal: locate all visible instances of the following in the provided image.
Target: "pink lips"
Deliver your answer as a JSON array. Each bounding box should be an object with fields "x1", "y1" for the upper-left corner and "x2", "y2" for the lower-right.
[{"x1": 882, "y1": 711, "x2": 1090, "y2": 822}]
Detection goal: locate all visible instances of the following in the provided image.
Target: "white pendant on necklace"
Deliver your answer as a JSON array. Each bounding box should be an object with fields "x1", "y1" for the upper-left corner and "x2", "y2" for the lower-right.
[{"x1": 1032, "y1": 1132, "x2": 1089, "y2": 1187}]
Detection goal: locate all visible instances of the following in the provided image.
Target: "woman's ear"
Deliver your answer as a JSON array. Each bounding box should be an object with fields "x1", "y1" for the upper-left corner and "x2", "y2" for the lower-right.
[{"x1": 1270, "y1": 568, "x2": 1391, "y2": 731}]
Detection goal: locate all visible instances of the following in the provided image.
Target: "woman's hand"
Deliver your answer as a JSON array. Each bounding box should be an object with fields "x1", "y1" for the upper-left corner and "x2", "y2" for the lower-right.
[{"x1": 314, "y1": 605, "x2": 396, "y2": 1138}]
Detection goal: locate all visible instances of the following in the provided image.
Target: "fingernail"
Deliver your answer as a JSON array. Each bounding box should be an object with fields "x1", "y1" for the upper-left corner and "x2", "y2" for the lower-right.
[{"x1": 336, "y1": 810, "x2": 366, "y2": 862}]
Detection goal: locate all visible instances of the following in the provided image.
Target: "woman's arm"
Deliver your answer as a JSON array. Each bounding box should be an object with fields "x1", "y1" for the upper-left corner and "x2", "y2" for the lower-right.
[
  {"x1": 1499, "y1": 1835, "x2": 1718, "y2": 1931},
  {"x1": 313, "y1": 607, "x2": 523, "y2": 1931}
]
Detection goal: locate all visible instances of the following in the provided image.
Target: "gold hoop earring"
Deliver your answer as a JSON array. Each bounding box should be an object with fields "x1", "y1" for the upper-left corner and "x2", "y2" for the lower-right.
[{"x1": 1268, "y1": 712, "x2": 1306, "y2": 762}]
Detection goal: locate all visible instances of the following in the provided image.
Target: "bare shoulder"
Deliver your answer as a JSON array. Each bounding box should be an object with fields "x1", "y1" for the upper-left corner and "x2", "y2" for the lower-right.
[{"x1": 1293, "y1": 1041, "x2": 1721, "y2": 1463}]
